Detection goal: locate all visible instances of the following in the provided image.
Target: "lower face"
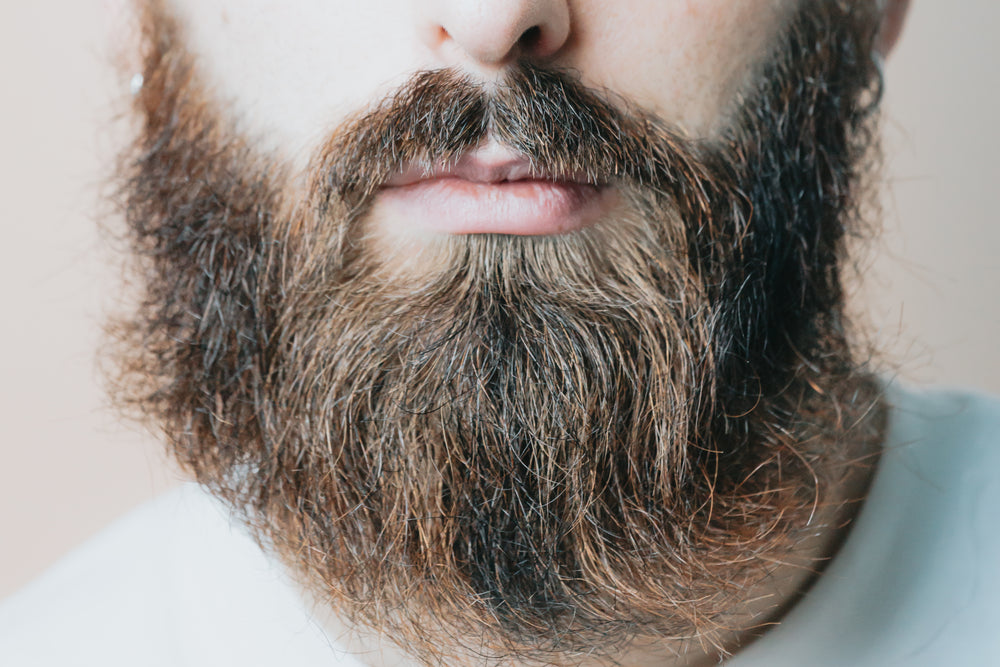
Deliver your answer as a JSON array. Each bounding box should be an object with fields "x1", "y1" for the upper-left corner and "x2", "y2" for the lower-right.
[{"x1": 112, "y1": 1, "x2": 883, "y2": 664}]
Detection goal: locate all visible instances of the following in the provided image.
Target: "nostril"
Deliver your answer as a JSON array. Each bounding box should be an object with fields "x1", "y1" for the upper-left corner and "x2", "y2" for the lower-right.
[{"x1": 518, "y1": 25, "x2": 543, "y2": 52}]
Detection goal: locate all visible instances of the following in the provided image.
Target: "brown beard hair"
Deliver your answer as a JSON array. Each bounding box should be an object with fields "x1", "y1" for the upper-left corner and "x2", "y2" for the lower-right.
[{"x1": 109, "y1": 1, "x2": 886, "y2": 663}]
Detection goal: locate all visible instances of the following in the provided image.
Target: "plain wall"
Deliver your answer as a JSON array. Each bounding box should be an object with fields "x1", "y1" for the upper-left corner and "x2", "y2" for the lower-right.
[{"x1": 1, "y1": 1, "x2": 998, "y2": 599}]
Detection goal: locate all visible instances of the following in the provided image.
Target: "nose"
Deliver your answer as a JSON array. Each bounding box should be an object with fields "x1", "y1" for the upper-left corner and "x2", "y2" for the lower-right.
[{"x1": 421, "y1": 0, "x2": 572, "y2": 71}]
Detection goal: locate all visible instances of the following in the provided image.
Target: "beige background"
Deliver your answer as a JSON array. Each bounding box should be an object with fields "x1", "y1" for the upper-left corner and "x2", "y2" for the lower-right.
[{"x1": 1, "y1": 1, "x2": 998, "y2": 599}]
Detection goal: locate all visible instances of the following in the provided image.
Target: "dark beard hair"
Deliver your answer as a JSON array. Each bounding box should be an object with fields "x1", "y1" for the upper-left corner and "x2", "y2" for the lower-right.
[{"x1": 110, "y1": 1, "x2": 886, "y2": 663}]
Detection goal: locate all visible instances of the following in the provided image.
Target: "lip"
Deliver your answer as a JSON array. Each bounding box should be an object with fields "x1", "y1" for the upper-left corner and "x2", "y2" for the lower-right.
[{"x1": 375, "y1": 140, "x2": 611, "y2": 236}]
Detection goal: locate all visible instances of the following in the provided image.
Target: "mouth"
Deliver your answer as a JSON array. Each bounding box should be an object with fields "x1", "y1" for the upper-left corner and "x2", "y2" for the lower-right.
[{"x1": 375, "y1": 140, "x2": 613, "y2": 236}]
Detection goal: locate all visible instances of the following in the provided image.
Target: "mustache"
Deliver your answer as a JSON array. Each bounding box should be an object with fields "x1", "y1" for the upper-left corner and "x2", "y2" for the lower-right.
[{"x1": 311, "y1": 64, "x2": 713, "y2": 214}]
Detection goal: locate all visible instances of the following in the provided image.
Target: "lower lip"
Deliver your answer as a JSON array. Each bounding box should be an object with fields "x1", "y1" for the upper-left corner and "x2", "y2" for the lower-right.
[{"x1": 375, "y1": 178, "x2": 610, "y2": 236}]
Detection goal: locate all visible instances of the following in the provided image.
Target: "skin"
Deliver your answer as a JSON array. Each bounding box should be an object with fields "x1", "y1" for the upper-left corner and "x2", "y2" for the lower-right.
[
  {"x1": 150, "y1": 0, "x2": 798, "y2": 167},
  {"x1": 104, "y1": 1, "x2": 910, "y2": 664}
]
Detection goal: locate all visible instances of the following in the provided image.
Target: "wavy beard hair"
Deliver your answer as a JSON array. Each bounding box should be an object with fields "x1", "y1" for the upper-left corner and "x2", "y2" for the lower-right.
[{"x1": 110, "y1": 1, "x2": 887, "y2": 663}]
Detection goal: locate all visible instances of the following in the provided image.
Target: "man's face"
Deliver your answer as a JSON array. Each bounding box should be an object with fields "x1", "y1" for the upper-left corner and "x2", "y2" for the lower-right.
[{"x1": 113, "y1": 1, "x2": 884, "y2": 664}]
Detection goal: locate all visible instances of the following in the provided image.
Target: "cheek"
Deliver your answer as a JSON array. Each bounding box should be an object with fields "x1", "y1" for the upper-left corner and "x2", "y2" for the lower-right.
[
  {"x1": 568, "y1": 0, "x2": 791, "y2": 137},
  {"x1": 169, "y1": 0, "x2": 429, "y2": 168}
]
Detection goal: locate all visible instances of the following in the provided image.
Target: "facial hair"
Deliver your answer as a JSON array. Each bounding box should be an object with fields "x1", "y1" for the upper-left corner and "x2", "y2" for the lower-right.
[{"x1": 110, "y1": 1, "x2": 885, "y2": 663}]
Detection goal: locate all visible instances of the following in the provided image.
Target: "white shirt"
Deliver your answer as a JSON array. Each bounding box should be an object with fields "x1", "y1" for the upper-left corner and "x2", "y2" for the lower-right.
[{"x1": 2, "y1": 384, "x2": 998, "y2": 665}]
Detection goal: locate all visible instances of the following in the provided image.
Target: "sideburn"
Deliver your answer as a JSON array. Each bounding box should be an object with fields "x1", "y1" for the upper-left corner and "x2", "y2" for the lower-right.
[{"x1": 110, "y1": 1, "x2": 885, "y2": 664}]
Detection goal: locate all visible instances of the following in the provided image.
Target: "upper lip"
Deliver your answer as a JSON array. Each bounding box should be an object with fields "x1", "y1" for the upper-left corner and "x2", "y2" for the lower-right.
[{"x1": 384, "y1": 139, "x2": 589, "y2": 187}]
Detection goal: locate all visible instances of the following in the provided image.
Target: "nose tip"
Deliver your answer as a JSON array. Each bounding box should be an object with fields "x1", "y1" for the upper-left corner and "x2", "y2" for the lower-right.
[{"x1": 425, "y1": 0, "x2": 571, "y2": 70}]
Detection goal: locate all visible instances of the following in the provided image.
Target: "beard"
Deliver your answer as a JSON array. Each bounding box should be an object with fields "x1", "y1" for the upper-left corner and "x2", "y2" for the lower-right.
[{"x1": 111, "y1": 1, "x2": 886, "y2": 663}]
